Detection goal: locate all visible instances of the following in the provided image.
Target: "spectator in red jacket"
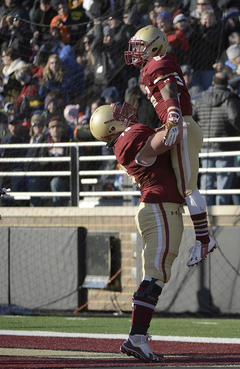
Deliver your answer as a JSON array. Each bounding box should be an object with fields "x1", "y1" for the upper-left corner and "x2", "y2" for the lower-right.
[{"x1": 156, "y1": 11, "x2": 190, "y2": 65}]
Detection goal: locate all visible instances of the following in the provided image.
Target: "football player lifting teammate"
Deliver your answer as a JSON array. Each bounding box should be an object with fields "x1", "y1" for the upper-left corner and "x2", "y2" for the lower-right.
[{"x1": 90, "y1": 101, "x2": 185, "y2": 362}]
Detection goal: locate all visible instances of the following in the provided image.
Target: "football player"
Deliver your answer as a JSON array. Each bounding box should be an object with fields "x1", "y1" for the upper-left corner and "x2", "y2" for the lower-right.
[
  {"x1": 125, "y1": 25, "x2": 216, "y2": 267},
  {"x1": 90, "y1": 102, "x2": 185, "y2": 362}
]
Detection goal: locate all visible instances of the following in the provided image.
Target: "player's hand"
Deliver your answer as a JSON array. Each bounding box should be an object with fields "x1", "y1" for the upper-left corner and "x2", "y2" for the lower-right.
[
  {"x1": 164, "y1": 110, "x2": 180, "y2": 146},
  {"x1": 164, "y1": 124, "x2": 178, "y2": 146}
]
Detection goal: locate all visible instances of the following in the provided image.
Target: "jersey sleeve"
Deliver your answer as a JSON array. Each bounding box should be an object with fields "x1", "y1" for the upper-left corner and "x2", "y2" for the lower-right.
[
  {"x1": 114, "y1": 124, "x2": 155, "y2": 166},
  {"x1": 150, "y1": 59, "x2": 180, "y2": 91}
]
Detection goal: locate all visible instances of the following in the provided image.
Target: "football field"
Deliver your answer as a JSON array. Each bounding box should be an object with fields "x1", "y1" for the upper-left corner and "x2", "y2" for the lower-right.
[{"x1": 0, "y1": 315, "x2": 240, "y2": 368}]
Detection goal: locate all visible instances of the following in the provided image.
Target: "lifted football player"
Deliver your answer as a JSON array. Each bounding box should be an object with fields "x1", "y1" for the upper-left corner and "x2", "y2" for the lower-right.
[{"x1": 125, "y1": 25, "x2": 216, "y2": 267}]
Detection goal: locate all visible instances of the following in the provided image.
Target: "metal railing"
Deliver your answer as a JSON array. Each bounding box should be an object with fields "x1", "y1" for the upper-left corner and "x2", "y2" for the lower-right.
[{"x1": 0, "y1": 138, "x2": 240, "y2": 206}]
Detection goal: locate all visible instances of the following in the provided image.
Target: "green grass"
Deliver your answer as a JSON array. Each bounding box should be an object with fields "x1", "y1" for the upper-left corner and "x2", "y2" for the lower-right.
[{"x1": 0, "y1": 316, "x2": 239, "y2": 339}]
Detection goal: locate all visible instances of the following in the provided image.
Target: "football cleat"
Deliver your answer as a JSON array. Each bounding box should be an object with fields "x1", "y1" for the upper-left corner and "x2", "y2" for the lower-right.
[
  {"x1": 187, "y1": 236, "x2": 217, "y2": 267},
  {"x1": 120, "y1": 334, "x2": 164, "y2": 362}
]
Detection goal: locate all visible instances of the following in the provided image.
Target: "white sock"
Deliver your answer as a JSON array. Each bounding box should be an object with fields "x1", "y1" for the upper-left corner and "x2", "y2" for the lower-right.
[{"x1": 185, "y1": 189, "x2": 206, "y2": 215}]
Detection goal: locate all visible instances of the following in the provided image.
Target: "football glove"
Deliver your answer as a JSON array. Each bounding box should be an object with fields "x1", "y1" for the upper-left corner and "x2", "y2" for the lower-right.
[{"x1": 164, "y1": 109, "x2": 180, "y2": 146}]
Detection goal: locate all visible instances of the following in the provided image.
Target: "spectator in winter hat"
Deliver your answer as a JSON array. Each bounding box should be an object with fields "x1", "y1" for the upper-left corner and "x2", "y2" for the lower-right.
[
  {"x1": 157, "y1": 11, "x2": 190, "y2": 65},
  {"x1": 64, "y1": 104, "x2": 80, "y2": 126},
  {"x1": 29, "y1": 111, "x2": 46, "y2": 139},
  {"x1": 226, "y1": 44, "x2": 240, "y2": 64},
  {"x1": 156, "y1": 11, "x2": 172, "y2": 30},
  {"x1": 223, "y1": 44, "x2": 240, "y2": 94},
  {"x1": 101, "y1": 86, "x2": 120, "y2": 104},
  {"x1": 172, "y1": 13, "x2": 189, "y2": 37},
  {"x1": 4, "y1": 102, "x2": 17, "y2": 115}
]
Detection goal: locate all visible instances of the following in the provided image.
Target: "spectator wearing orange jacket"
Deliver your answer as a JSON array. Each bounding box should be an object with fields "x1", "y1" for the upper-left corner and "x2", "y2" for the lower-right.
[{"x1": 50, "y1": 0, "x2": 71, "y2": 44}]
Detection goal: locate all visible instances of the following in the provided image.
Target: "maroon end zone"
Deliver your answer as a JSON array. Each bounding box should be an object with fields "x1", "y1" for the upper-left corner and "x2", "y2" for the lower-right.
[{"x1": 1, "y1": 334, "x2": 240, "y2": 368}]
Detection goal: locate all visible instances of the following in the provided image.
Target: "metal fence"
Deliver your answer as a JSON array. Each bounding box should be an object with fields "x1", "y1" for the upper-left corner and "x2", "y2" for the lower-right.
[{"x1": 0, "y1": 137, "x2": 240, "y2": 206}]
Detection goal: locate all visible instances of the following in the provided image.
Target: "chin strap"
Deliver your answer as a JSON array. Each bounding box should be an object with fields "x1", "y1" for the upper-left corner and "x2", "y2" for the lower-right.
[{"x1": 106, "y1": 133, "x2": 121, "y2": 148}]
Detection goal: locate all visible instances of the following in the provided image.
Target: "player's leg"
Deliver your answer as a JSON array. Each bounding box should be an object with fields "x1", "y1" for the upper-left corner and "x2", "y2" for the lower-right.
[
  {"x1": 120, "y1": 202, "x2": 183, "y2": 362},
  {"x1": 170, "y1": 116, "x2": 216, "y2": 266}
]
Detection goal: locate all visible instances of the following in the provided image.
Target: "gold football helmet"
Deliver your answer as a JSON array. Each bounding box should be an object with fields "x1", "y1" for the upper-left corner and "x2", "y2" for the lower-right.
[
  {"x1": 125, "y1": 26, "x2": 169, "y2": 67},
  {"x1": 90, "y1": 103, "x2": 137, "y2": 142}
]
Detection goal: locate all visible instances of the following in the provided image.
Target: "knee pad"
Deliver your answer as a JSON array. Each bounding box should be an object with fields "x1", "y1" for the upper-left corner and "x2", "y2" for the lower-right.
[{"x1": 133, "y1": 278, "x2": 162, "y2": 305}]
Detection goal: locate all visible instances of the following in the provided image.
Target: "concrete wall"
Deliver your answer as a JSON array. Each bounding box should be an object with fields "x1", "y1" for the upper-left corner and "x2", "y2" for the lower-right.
[{"x1": 0, "y1": 206, "x2": 239, "y2": 314}]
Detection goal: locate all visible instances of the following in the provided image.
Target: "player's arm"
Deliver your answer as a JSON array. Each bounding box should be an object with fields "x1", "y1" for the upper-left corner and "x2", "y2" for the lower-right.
[
  {"x1": 160, "y1": 81, "x2": 182, "y2": 146},
  {"x1": 137, "y1": 115, "x2": 183, "y2": 165}
]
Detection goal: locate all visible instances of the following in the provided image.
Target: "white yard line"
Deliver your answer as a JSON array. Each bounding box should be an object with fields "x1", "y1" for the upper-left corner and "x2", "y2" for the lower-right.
[{"x1": 0, "y1": 330, "x2": 240, "y2": 344}]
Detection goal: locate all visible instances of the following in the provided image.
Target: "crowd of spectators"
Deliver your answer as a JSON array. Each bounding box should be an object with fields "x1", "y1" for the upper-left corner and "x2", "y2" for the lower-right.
[{"x1": 0, "y1": 0, "x2": 240, "y2": 206}]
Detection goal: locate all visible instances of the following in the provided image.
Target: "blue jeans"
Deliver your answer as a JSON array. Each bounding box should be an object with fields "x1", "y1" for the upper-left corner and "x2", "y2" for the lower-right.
[
  {"x1": 200, "y1": 149, "x2": 234, "y2": 205},
  {"x1": 2, "y1": 168, "x2": 27, "y2": 206},
  {"x1": 26, "y1": 177, "x2": 50, "y2": 207},
  {"x1": 50, "y1": 177, "x2": 69, "y2": 206}
]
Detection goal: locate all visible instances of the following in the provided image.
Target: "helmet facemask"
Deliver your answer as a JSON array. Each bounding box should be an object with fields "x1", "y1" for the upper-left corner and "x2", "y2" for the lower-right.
[
  {"x1": 125, "y1": 36, "x2": 161, "y2": 67},
  {"x1": 111, "y1": 102, "x2": 137, "y2": 127}
]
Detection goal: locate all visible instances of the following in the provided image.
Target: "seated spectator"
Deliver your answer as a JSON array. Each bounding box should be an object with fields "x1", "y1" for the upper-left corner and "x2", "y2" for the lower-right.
[
  {"x1": 0, "y1": 11, "x2": 33, "y2": 62},
  {"x1": 89, "y1": 98, "x2": 105, "y2": 115},
  {"x1": 87, "y1": 0, "x2": 111, "y2": 20},
  {"x1": 190, "y1": 0, "x2": 214, "y2": 26},
  {"x1": 223, "y1": 44, "x2": 240, "y2": 95},
  {"x1": 180, "y1": 64, "x2": 203, "y2": 103},
  {"x1": 49, "y1": 27, "x2": 66, "y2": 51},
  {"x1": 156, "y1": 11, "x2": 190, "y2": 65},
  {"x1": 0, "y1": 113, "x2": 30, "y2": 206},
  {"x1": 84, "y1": 97, "x2": 105, "y2": 117},
  {"x1": 39, "y1": 115, "x2": 72, "y2": 206},
  {"x1": 0, "y1": 110, "x2": 8, "y2": 142},
  {"x1": 3, "y1": 101, "x2": 17, "y2": 116},
  {"x1": 88, "y1": 20, "x2": 117, "y2": 94},
  {"x1": 223, "y1": 8, "x2": 240, "y2": 49},
  {"x1": 122, "y1": 6, "x2": 143, "y2": 39},
  {"x1": 172, "y1": 12, "x2": 190, "y2": 39},
  {"x1": 68, "y1": 0, "x2": 90, "y2": 45},
  {"x1": 38, "y1": 54, "x2": 71, "y2": 101},
  {"x1": 31, "y1": 49, "x2": 50, "y2": 79},
  {"x1": 0, "y1": 0, "x2": 29, "y2": 22},
  {"x1": 59, "y1": 44, "x2": 85, "y2": 101},
  {"x1": 108, "y1": 9, "x2": 135, "y2": 98},
  {"x1": 32, "y1": 0, "x2": 57, "y2": 35},
  {"x1": 153, "y1": 0, "x2": 172, "y2": 17},
  {"x1": 24, "y1": 111, "x2": 50, "y2": 207},
  {"x1": 188, "y1": 10, "x2": 224, "y2": 90},
  {"x1": 63, "y1": 103, "x2": 80, "y2": 129},
  {"x1": 1, "y1": 47, "x2": 28, "y2": 103},
  {"x1": 74, "y1": 113, "x2": 103, "y2": 192},
  {"x1": 101, "y1": 86, "x2": 120, "y2": 105},
  {"x1": 0, "y1": 95, "x2": 6, "y2": 112},
  {"x1": 50, "y1": 0, "x2": 71, "y2": 44},
  {"x1": 124, "y1": 76, "x2": 160, "y2": 128},
  {"x1": 43, "y1": 88, "x2": 73, "y2": 136},
  {"x1": 14, "y1": 65, "x2": 43, "y2": 116},
  {"x1": 35, "y1": 30, "x2": 65, "y2": 56}
]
